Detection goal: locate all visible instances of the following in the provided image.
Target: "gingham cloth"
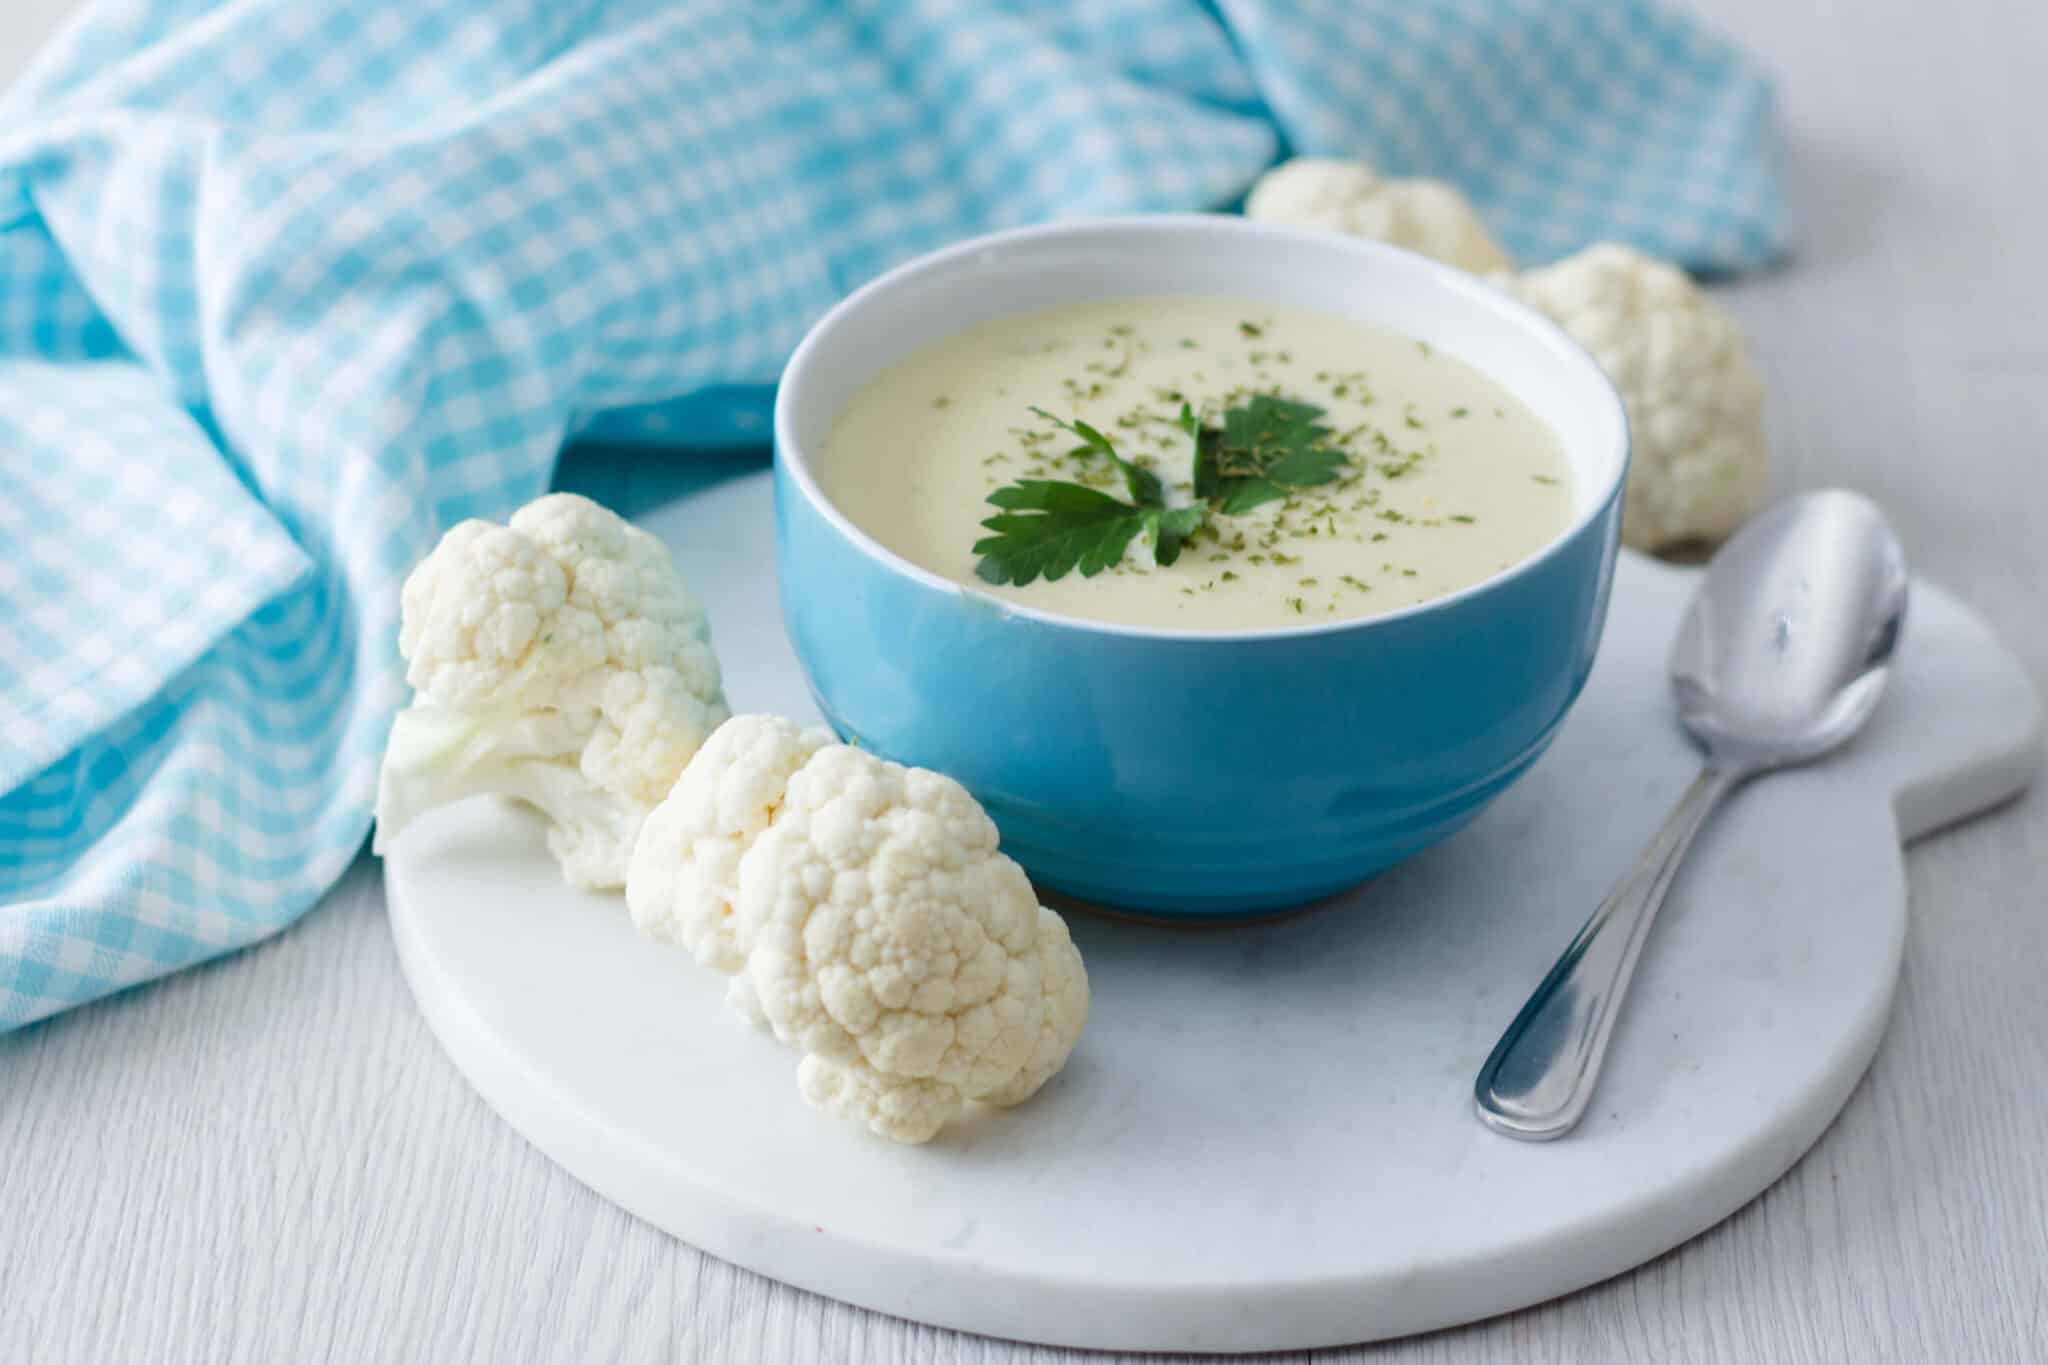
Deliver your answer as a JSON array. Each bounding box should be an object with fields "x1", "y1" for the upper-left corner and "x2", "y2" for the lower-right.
[{"x1": 0, "y1": 0, "x2": 1786, "y2": 1029}]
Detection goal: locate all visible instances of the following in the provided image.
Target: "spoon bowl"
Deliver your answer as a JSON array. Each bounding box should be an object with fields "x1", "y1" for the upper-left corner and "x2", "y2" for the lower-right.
[{"x1": 1672, "y1": 490, "x2": 1909, "y2": 771}]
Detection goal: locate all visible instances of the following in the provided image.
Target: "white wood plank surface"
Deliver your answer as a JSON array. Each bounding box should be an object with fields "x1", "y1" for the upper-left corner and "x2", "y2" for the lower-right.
[{"x1": 3, "y1": 1, "x2": 2044, "y2": 1361}]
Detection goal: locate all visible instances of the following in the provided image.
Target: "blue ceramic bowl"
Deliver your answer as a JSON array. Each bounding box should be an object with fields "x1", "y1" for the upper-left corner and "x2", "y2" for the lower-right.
[{"x1": 773, "y1": 217, "x2": 1627, "y2": 918}]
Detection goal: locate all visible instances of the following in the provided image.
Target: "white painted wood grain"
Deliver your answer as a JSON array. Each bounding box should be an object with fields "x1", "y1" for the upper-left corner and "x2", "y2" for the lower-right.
[{"x1": 2, "y1": 0, "x2": 2045, "y2": 1361}]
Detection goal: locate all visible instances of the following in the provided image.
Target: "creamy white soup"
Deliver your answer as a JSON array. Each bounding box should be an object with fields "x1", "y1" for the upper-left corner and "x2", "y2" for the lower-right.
[{"x1": 816, "y1": 297, "x2": 1573, "y2": 629}]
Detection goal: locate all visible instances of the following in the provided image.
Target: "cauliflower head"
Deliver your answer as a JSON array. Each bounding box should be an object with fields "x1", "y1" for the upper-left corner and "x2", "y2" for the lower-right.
[
  {"x1": 735, "y1": 745, "x2": 1089, "y2": 1143},
  {"x1": 375, "y1": 493, "x2": 729, "y2": 889},
  {"x1": 1501, "y1": 244, "x2": 1770, "y2": 552},
  {"x1": 630, "y1": 725, "x2": 1090, "y2": 1144},
  {"x1": 1245, "y1": 157, "x2": 1512, "y2": 274},
  {"x1": 626, "y1": 714, "x2": 832, "y2": 971}
]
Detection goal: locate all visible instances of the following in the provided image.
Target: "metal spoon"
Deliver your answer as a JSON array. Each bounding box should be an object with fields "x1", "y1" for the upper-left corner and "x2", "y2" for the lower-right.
[{"x1": 1474, "y1": 490, "x2": 1909, "y2": 1140}]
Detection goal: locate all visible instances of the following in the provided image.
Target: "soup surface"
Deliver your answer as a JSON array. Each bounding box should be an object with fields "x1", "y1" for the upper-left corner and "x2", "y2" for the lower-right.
[{"x1": 815, "y1": 297, "x2": 1573, "y2": 629}]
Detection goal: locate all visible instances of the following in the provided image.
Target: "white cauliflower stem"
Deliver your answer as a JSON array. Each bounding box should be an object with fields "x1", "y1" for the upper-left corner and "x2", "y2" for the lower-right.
[
  {"x1": 1501, "y1": 244, "x2": 1770, "y2": 551},
  {"x1": 631, "y1": 719, "x2": 1090, "y2": 1144},
  {"x1": 375, "y1": 493, "x2": 728, "y2": 889},
  {"x1": 1246, "y1": 157, "x2": 1512, "y2": 273}
]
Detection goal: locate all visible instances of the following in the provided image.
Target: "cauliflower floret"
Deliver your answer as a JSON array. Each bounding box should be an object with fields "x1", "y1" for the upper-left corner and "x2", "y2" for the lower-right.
[
  {"x1": 626, "y1": 714, "x2": 832, "y2": 971},
  {"x1": 396, "y1": 520, "x2": 603, "y2": 712},
  {"x1": 1245, "y1": 157, "x2": 1512, "y2": 274},
  {"x1": 980, "y1": 904, "x2": 1089, "y2": 1108},
  {"x1": 795, "y1": 1056, "x2": 963, "y2": 1149},
  {"x1": 735, "y1": 745, "x2": 1089, "y2": 1143},
  {"x1": 632, "y1": 729, "x2": 1090, "y2": 1144},
  {"x1": 1501, "y1": 244, "x2": 1769, "y2": 551},
  {"x1": 375, "y1": 493, "x2": 729, "y2": 889}
]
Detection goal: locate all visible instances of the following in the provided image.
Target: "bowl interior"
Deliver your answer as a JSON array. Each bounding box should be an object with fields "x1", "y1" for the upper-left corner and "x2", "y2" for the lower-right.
[{"x1": 778, "y1": 215, "x2": 1627, "y2": 548}]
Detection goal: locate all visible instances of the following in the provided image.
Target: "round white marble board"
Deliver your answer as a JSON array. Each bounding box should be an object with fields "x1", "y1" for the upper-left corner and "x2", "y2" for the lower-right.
[{"x1": 384, "y1": 471, "x2": 2041, "y2": 1353}]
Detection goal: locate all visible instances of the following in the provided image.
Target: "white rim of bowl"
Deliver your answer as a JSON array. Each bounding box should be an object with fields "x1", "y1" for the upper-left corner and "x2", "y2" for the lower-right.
[{"x1": 773, "y1": 214, "x2": 1630, "y2": 643}]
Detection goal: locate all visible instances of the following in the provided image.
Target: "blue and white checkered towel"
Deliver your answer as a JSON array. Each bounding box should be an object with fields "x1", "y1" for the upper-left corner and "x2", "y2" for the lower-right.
[{"x1": 0, "y1": 0, "x2": 1786, "y2": 1029}]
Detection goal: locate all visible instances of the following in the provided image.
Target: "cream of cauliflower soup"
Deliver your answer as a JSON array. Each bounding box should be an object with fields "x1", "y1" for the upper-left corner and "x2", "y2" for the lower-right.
[{"x1": 815, "y1": 297, "x2": 1573, "y2": 629}]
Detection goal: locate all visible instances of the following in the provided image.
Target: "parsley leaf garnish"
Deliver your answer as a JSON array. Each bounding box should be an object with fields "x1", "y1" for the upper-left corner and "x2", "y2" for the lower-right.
[
  {"x1": 973, "y1": 410, "x2": 1202, "y2": 585},
  {"x1": 1147, "y1": 503, "x2": 1207, "y2": 564},
  {"x1": 977, "y1": 394, "x2": 1351, "y2": 584},
  {"x1": 973, "y1": 480, "x2": 1205, "y2": 585},
  {"x1": 1189, "y1": 394, "x2": 1348, "y2": 515},
  {"x1": 1029, "y1": 406, "x2": 1163, "y2": 507},
  {"x1": 973, "y1": 482, "x2": 1142, "y2": 585}
]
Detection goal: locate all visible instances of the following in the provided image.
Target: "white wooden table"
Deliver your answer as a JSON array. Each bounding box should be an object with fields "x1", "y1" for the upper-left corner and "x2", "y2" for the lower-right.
[{"x1": 3, "y1": 3, "x2": 2043, "y2": 1361}]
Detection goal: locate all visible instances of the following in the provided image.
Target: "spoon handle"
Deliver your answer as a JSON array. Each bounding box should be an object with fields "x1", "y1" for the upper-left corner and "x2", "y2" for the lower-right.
[{"x1": 1474, "y1": 764, "x2": 1745, "y2": 1140}]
